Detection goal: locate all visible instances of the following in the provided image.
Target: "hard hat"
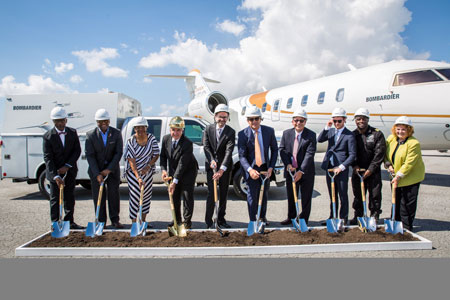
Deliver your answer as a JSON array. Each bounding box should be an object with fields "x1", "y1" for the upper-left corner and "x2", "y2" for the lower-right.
[
  {"x1": 331, "y1": 107, "x2": 347, "y2": 118},
  {"x1": 169, "y1": 116, "x2": 185, "y2": 129},
  {"x1": 354, "y1": 107, "x2": 370, "y2": 119},
  {"x1": 394, "y1": 116, "x2": 412, "y2": 126},
  {"x1": 50, "y1": 107, "x2": 67, "y2": 120},
  {"x1": 132, "y1": 116, "x2": 148, "y2": 127},
  {"x1": 214, "y1": 104, "x2": 229, "y2": 114},
  {"x1": 245, "y1": 105, "x2": 262, "y2": 118},
  {"x1": 95, "y1": 108, "x2": 110, "y2": 121},
  {"x1": 292, "y1": 108, "x2": 308, "y2": 119}
]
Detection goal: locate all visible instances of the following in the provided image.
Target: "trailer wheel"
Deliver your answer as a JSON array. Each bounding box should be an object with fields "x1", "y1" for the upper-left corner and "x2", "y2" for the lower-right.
[
  {"x1": 232, "y1": 169, "x2": 248, "y2": 200},
  {"x1": 38, "y1": 171, "x2": 51, "y2": 200}
]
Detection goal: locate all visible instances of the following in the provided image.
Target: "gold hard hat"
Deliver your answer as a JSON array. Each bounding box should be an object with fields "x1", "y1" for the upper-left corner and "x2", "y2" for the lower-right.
[{"x1": 169, "y1": 116, "x2": 185, "y2": 129}]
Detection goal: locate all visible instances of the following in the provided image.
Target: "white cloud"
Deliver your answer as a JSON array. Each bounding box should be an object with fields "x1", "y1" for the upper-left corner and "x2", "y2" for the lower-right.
[
  {"x1": 120, "y1": 43, "x2": 129, "y2": 48},
  {"x1": 97, "y1": 88, "x2": 110, "y2": 94},
  {"x1": 139, "y1": 0, "x2": 427, "y2": 99},
  {"x1": 216, "y1": 20, "x2": 245, "y2": 36},
  {"x1": 72, "y1": 47, "x2": 129, "y2": 78},
  {"x1": 0, "y1": 75, "x2": 73, "y2": 97},
  {"x1": 70, "y1": 75, "x2": 83, "y2": 84},
  {"x1": 158, "y1": 103, "x2": 188, "y2": 116},
  {"x1": 55, "y1": 62, "x2": 74, "y2": 74},
  {"x1": 144, "y1": 106, "x2": 153, "y2": 113}
]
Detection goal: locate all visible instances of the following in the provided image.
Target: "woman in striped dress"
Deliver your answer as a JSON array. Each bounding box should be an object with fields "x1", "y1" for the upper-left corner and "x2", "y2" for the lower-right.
[{"x1": 124, "y1": 117, "x2": 160, "y2": 224}]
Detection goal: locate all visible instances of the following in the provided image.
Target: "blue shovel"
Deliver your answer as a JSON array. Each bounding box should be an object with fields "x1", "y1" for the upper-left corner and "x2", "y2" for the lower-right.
[
  {"x1": 288, "y1": 169, "x2": 309, "y2": 232},
  {"x1": 326, "y1": 169, "x2": 344, "y2": 233},
  {"x1": 247, "y1": 171, "x2": 268, "y2": 236},
  {"x1": 86, "y1": 175, "x2": 108, "y2": 237},
  {"x1": 384, "y1": 178, "x2": 403, "y2": 234},
  {"x1": 355, "y1": 169, "x2": 377, "y2": 232},
  {"x1": 130, "y1": 184, "x2": 148, "y2": 237},
  {"x1": 51, "y1": 173, "x2": 70, "y2": 238}
]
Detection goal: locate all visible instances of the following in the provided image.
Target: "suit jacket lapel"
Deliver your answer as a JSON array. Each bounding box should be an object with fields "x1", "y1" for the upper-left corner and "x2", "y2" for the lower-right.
[
  {"x1": 53, "y1": 128, "x2": 64, "y2": 148},
  {"x1": 210, "y1": 125, "x2": 217, "y2": 150},
  {"x1": 334, "y1": 128, "x2": 346, "y2": 148},
  {"x1": 216, "y1": 126, "x2": 227, "y2": 149}
]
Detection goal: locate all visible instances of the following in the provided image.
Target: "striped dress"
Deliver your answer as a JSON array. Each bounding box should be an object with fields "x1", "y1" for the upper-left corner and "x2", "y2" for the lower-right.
[{"x1": 124, "y1": 133, "x2": 160, "y2": 219}]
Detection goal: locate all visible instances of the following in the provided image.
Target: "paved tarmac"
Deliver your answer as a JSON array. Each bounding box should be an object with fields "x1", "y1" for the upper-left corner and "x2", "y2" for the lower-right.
[{"x1": 1, "y1": 151, "x2": 449, "y2": 258}]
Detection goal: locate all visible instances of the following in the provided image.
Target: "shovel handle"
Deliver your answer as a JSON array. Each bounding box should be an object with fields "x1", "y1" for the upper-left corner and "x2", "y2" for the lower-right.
[
  {"x1": 331, "y1": 181, "x2": 336, "y2": 204},
  {"x1": 391, "y1": 181, "x2": 397, "y2": 204},
  {"x1": 292, "y1": 178, "x2": 298, "y2": 204},
  {"x1": 213, "y1": 177, "x2": 218, "y2": 204},
  {"x1": 139, "y1": 184, "x2": 145, "y2": 206}
]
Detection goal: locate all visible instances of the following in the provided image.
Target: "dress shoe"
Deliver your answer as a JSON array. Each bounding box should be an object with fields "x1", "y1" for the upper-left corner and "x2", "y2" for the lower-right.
[
  {"x1": 280, "y1": 218, "x2": 292, "y2": 226},
  {"x1": 371, "y1": 211, "x2": 380, "y2": 220},
  {"x1": 183, "y1": 221, "x2": 192, "y2": 229},
  {"x1": 70, "y1": 222, "x2": 84, "y2": 230},
  {"x1": 219, "y1": 221, "x2": 231, "y2": 228},
  {"x1": 349, "y1": 217, "x2": 358, "y2": 226},
  {"x1": 261, "y1": 218, "x2": 269, "y2": 226},
  {"x1": 168, "y1": 221, "x2": 174, "y2": 227},
  {"x1": 112, "y1": 221, "x2": 124, "y2": 229}
]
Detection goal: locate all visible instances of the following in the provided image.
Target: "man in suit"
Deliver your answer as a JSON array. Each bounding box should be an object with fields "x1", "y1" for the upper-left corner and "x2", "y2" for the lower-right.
[
  {"x1": 43, "y1": 107, "x2": 82, "y2": 229},
  {"x1": 279, "y1": 108, "x2": 317, "y2": 225},
  {"x1": 203, "y1": 104, "x2": 236, "y2": 229},
  {"x1": 85, "y1": 108, "x2": 124, "y2": 229},
  {"x1": 318, "y1": 107, "x2": 356, "y2": 224},
  {"x1": 238, "y1": 105, "x2": 278, "y2": 224},
  {"x1": 160, "y1": 116, "x2": 199, "y2": 229}
]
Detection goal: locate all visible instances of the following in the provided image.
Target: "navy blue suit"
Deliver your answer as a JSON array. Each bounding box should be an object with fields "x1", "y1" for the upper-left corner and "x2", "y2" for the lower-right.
[
  {"x1": 238, "y1": 125, "x2": 278, "y2": 221},
  {"x1": 318, "y1": 126, "x2": 356, "y2": 221},
  {"x1": 279, "y1": 127, "x2": 317, "y2": 223}
]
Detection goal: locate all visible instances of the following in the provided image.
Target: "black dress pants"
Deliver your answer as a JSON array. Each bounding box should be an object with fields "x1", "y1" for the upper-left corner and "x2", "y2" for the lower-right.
[
  {"x1": 325, "y1": 169, "x2": 350, "y2": 221},
  {"x1": 205, "y1": 168, "x2": 231, "y2": 227},
  {"x1": 49, "y1": 172, "x2": 76, "y2": 223},
  {"x1": 172, "y1": 170, "x2": 197, "y2": 224},
  {"x1": 393, "y1": 182, "x2": 420, "y2": 230},
  {"x1": 351, "y1": 170, "x2": 382, "y2": 217},
  {"x1": 90, "y1": 170, "x2": 121, "y2": 223},
  {"x1": 285, "y1": 172, "x2": 314, "y2": 224}
]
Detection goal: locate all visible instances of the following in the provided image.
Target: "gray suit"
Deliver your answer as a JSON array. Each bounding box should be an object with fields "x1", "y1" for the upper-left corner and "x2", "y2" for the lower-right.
[{"x1": 85, "y1": 126, "x2": 123, "y2": 223}]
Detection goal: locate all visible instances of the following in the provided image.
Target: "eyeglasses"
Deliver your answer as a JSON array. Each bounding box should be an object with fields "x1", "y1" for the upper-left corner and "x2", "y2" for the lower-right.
[
  {"x1": 247, "y1": 117, "x2": 260, "y2": 122},
  {"x1": 333, "y1": 119, "x2": 343, "y2": 124},
  {"x1": 293, "y1": 119, "x2": 305, "y2": 123}
]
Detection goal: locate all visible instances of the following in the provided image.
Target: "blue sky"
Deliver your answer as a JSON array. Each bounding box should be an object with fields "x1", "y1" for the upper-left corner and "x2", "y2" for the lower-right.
[{"x1": 1, "y1": 0, "x2": 449, "y2": 125}]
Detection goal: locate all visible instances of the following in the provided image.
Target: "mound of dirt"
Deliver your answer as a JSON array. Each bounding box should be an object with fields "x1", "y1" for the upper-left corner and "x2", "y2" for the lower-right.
[{"x1": 28, "y1": 228, "x2": 417, "y2": 248}]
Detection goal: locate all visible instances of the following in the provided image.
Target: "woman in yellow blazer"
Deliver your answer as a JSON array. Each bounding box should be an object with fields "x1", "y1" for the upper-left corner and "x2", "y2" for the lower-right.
[{"x1": 384, "y1": 116, "x2": 425, "y2": 231}]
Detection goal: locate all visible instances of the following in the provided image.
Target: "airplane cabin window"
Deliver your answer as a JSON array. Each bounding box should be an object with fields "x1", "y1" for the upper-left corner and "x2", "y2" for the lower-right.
[
  {"x1": 273, "y1": 100, "x2": 280, "y2": 112},
  {"x1": 131, "y1": 119, "x2": 162, "y2": 142},
  {"x1": 335, "y1": 88, "x2": 345, "y2": 102},
  {"x1": 301, "y1": 95, "x2": 308, "y2": 107},
  {"x1": 262, "y1": 102, "x2": 267, "y2": 112},
  {"x1": 393, "y1": 70, "x2": 443, "y2": 86},
  {"x1": 286, "y1": 97, "x2": 293, "y2": 109},
  {"x1": 317, "y1": 92, "x2": 325, "y2": 104},
  {"x1": 184, "y1": 120, "x2": 205, "y2": 145},
  {"x1": 436, "y1": 68, "x2": 450, "y2": 80},
  {"x1": 241, "y1": 106, "x2": 246, "y2": 116}
]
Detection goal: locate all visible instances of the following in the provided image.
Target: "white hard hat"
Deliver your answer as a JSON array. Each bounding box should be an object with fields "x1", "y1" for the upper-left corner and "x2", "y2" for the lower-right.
[
  {"x1": 132, "y1": 116, "x2": 148, "y2": 127},
  {"x1": 394, "y1": 116, "x2": 412, "y2": 126},
  {"x1": 331, "y1": 107, "x2": 347, "y2": 118},
  {"x1": 50, "y1": 107, "x2": 67, "y2": 120},
  {"x1": 354, "y1": 107, "x2": 370, "y2": 119},
  {"x1": 245, "y1": 105, "x2": 262, "y2": 118},
  {"x1": 214, "y1": 104, "x2": 229, "y2": 114},
  {"x1": 95, "y1": 108, "x2": 110, "y2": 121},
  {"x1": 293, "y1": 108, "x2": 308, "y2": 119}
]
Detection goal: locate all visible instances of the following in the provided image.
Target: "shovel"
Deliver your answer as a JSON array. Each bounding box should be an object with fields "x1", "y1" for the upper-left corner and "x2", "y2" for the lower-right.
[
  {"x1": 213, "y1": 168, "x2": 224, "y2": 237},
  {"x1": 384, "y1": 176, "x2": 403, "y2": 234},
  {"x1": 326, "y1": 169, "x2": 344, "y2": 233},
  {"x1": 51, "y1": 173, "x2": 70, "y2": 238},
  {"x1": 86, "y1": 175, "x2": 108, "y2": 237},
  {"x1": 355, "y1": 169, "x2": 377, "y2": 232},
  {"x1": 130, "y1": 183, "x2": 148, "y2": 237},
  {"x1": 247, "y1": 171, "x2": 268, "y2": 236},
  {"x1": 288, "y1": 169, "x2": 309, "y2": 232},
  {"x1": 164, "y1": 177, "x2": 187, "y2": 237}
]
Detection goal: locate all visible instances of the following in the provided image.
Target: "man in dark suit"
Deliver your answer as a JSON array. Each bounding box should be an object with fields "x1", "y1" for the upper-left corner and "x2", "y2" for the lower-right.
[
  {"x1": 318, "y1": 107, "x2": 356, "y2": 224},
  {"x1": 203, "y1": 104, "x2": 236, "y2": 229},
  {"x1": 279, "y1": 108, "x2": 317, "y2": 225},
  {"x1": 238, "y1": 105, "x2": 278, "y2": 224},
  {"x1": 160, "y1": 116, "x2": 199, "y2": 229},
  {"x1": 43, "y1": 107, "x2": 82, "y2": 229},
  {"x1": 85, "y1": 108, "x2": 124, "y2": 229}
]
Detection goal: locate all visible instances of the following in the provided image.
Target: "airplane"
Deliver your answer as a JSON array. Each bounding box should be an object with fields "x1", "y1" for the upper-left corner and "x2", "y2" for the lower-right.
[{"x1": 146, "y1": 60, "x2": 450, "y2": 151}]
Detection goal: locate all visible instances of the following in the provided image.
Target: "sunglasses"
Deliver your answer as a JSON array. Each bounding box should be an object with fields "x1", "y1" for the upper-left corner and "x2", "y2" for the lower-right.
[
  {"x1": 293, "y1": 119, "x2": 305, "y2": 123},
  {"x1": 247, "y1": 117, "x2": 260, "y2": 122},
  {"x1": 333, "y1": 119, "x2": 343, "y2": 124}
]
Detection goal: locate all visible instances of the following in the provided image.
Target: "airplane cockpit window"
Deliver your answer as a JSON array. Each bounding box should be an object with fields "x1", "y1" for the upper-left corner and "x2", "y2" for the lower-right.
[
  {"x1": 262, "y1": 102, "x2": 268, "y2": 112},
  {"x1": 335, "y1": 88, "x2": 345, "y2": 102},
  {"x1": 286, "y1": 97, "x2": 293, "y2": 109},
  {"x1": 241, "y1": 106, "x2": 246, "y2": 116},
  {"x1": 393, "y1": 70, "x2": 443, "y2": 86},
  {"x1": 301, "y1": 95, "x2": 308, "y2": 107},
  {"x1": 436, "y1": 68, "x2": 450, "y2": 80},
  {"x1": 317, "y1": 92, "x2": 325, "y2": 104},
  {"x1": 273, "y1": 100, "x2": 280, "y2": 112}
]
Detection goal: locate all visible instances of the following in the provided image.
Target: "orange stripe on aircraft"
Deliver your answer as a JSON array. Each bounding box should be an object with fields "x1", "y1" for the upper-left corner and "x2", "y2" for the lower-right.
[{"x1": 249, "y1": 91, "x2": 272, "y2": 111}]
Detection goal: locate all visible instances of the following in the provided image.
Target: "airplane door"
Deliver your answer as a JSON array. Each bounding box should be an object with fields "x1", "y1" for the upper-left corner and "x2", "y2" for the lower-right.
[{"x1": 271, "y1": 99, "x2": 281, "y2": 121}]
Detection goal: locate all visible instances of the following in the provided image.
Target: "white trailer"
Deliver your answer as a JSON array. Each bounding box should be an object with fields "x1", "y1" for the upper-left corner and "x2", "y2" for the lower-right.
[{"x1": 0, "y1": 93, "x2": 141, "y2": 197}]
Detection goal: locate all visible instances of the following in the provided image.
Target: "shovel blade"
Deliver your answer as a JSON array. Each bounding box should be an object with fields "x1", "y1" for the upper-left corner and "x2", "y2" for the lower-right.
[
  {"x1": 247, "y1": 221, "x2": 256, "y2": 236},
  {"x1": 326, "y1": 218, "x2": 344, "y2": 233},
  {"x1": 384, "y1": 219, "x2": 403, "y2": 234},
  {"x1": 357, "y1": 217, "x2": 368, "y2": 232},
  {"x1": 51, "y1": 221, "x2": 70, "y2": 238},
  {"x1": 168, "y1": 224, "x2": 187, "y2": 237},
  {"x1": 257, "y1": 219, "x2": 266, "y2": 234},
  {"x1": 85, "y1": 222, "x2": 105, "y2": 238},
  {"x1": 140, "y1": 222, "x2": 148, "y2": 236},
  {"x1": 214, "y1": 221, "x2": 224, "y2": 237},
  {"x1": 130, "y1": 222, "x2": 140, "y2": 237},
  {"x1": 292, "y1": 218, "x2": 309, "y2": 233},
  {"x1": 366, "y1": 217, "x2": 377, "y2": 232}
]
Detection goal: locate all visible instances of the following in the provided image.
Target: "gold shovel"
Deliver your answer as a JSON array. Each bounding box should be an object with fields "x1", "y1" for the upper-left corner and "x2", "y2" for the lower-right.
[{"x1": 164, "y1": 177, "x2": 187, "y2": 237}]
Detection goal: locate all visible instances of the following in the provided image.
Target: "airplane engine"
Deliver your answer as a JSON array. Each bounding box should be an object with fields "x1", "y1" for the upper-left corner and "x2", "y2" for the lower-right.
[{"x1": 186, "y1": 91, "x2": 228, "y2": 124}]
